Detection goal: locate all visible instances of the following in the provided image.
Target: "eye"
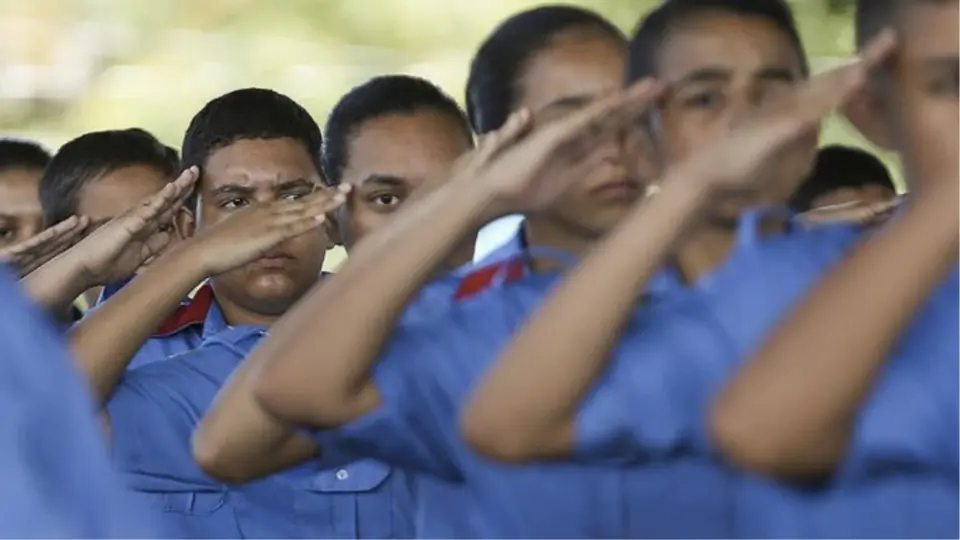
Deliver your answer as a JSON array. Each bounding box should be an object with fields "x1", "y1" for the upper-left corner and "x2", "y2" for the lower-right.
[
  {"x1": 928, "y1": 72, "x2": 959, "y2": 96},
  {"x1": 682, "y1": 91, "x2": 724, "y2": 110},
  {"x1": 220, "y1": 198, "x2": 248, "y2": 210},
  {"x1": 371, "y1": 193, "x2": 401, "y2": 207},
  {"x1": 0, "y1": 227, "x2": 13, "y2": 241},
  {"x1": 282, "y1": 190, "x2": 312, "y2": 201}
]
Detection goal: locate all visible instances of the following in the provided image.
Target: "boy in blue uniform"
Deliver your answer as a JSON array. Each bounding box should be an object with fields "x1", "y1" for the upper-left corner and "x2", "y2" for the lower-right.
[
  {"x1": 0, "y1": 139, "x2": 51, "y2": 257},
  {"x1": 464, "y1": 1, "x2": 957, "y2": 537},
  {"x1": 33, "y1": 128, "x2": 186, "y2": 318},
  {"x1": 0, "y1": 265, "x2": 156, "y2": 538},
  {"x1": 65, "y1": 88, "x2": 415, "y2": 538},
  {"x1": 191, "y1": 75, "x2": 497, "y2": 538}
]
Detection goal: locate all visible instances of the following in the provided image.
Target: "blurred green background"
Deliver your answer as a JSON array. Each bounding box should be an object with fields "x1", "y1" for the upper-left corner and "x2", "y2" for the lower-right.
[{"x1": 0, "y1": 0, "x2": 895, "y2": 266}]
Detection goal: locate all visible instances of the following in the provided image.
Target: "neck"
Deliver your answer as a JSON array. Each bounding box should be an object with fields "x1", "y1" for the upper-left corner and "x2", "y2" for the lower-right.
[
  {"x1": 674, "y1": 215, "x2": 787, "y2": 284},
  {"x1": 523, "y1": 217, "x2": 599, "y2": 271}
]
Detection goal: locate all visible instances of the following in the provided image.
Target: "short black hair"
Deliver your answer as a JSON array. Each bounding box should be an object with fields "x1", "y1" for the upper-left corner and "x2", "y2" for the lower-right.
[
  {"x1": 181, "y1": 88, "x2": 323, "y2": 177},
  {"x1": 855, "y1": 0, "x2": 949, "y2": 49},
  {"x1": 628, "y1": 0, "x2": 809, "y2": 83},
  {"x1": 0, "y1": 138, "x2": 51, "y2": 174},
  {"x1": 322, "y1": 75, "x2": 473, "y2": 185},
  {"x1": 466, "y1": 5, "x2": 626, "y2": 134},
  {"x1": 38, "y1": 128, "x2": 179, "y2": 227},
  {"x1": 789, "y1": 145, "x2": 896, "y2": 212}
]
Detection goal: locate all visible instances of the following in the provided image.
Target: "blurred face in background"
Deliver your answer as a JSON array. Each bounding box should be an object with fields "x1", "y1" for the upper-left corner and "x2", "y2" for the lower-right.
[{"x1": 0, "y1": 167, "x2": 44, "y2": 250}]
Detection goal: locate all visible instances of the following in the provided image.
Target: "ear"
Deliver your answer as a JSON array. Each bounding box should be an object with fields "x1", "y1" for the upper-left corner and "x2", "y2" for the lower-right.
[
  {"x1": 173, "y1": 207, "x2": 196, "y2": 240},
  {"x1": 842, "y1": 86, "x2": 896, "y2": 150}
]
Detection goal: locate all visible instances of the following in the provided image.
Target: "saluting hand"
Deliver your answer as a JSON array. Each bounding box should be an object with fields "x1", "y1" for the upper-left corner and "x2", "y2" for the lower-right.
[
  {"x1": 0, "y1": 216, "x2": 90, "y2": 277},
  {"x1": 456, "y1": 79, "x2": 664, "y2": 214},
  {"x1": 679, "y1": 30, "x2": 898, "y2": 195},
  {"x1": 65, "y1": 167, "x2": 198, "y2": 287},
  {"x1": 188, "y1": 183, "x2": 349, "y2": 277},
  {"x1": 798, "y1": 197, "x2": 903, "y2": 229}
]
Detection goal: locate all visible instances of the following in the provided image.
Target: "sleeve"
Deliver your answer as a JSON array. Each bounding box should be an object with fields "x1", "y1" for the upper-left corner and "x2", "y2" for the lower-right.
[
  {"x1": 837, "y1": 343, "x2": 959, "y2": 480},
  {"x1": 308, "y1": 320, "x2": 469, "y2": 482},
  {"x1": 573, "y1": 299, "x2": 738, "y2": 465},
  {"x1": 105, "y1": 357, "x2": 220, "y2": 492}
]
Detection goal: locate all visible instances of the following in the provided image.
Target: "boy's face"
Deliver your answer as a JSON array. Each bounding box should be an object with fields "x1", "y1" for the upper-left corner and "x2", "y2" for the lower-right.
[
  {"x1": 0, "y1": 167, "x2": 43, "y2": 249},
  {"x1": 654, "y1": 11, "x2": 813, "y2": 220},
  {"x1": 884, "y1": 1, "x2": 958, "y2": 189},
  {"x1": 197, "y1": 138, "x2": 327, "y2": 316},
  {"x1": 335, "y1": 110, "x2": 473, "y2": 250},
  {"x1": 77, "y1": 164, "x2": 172, "y2": 226},
  {"x1": 519, "y1": 31, "x2": 648, "y2": 239}
]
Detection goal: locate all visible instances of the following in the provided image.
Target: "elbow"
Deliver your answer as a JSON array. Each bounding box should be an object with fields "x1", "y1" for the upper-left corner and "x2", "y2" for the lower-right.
[
  {"x1": 252, "y1": 373, "x2": 359, "y2": 430},
  {"x1": 459, "y1": 409, "x2": 549, "y2": 465},
  {"x1": 708, "y1": 400, "x2": 838, "y2": 480},
  {"x1": 190, "y1": 430, "x2": 253, "y2": 485}
]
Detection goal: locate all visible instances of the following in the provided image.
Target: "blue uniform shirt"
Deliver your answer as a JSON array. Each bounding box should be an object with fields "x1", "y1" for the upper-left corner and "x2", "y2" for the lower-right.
[
  {"x1": 0, "y1": 267, "x2": 157, "y2": 538},
  {"x1": 574, "y1": 224, "x2": 958, "y2": 537},
  {"x1": 105, "y1": 308, "x2": 416, "y2": 539}
]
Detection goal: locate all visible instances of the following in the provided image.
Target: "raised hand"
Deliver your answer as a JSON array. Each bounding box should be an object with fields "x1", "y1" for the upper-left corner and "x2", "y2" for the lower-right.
[
  {"x1": 63, "y1": 167, "x2": 198, "y2": 287},
  {"x1": 798, "y1": 196, "x2": 903, "y2": 229},
  {"x1": 460, "y1": 79, "x2": 664, "y2": 213},
  {"x1": 682, "y1": 30, "x2": 898, "y2": 195},
  {"x1": 0, "y1": 216, "x2": 91, "y2": 277},
  {"x1": 189, "y1": 184, "x2": 349, "y2": 276}
]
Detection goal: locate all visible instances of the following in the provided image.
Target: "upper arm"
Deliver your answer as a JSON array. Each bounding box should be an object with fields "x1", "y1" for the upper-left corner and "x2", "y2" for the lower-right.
[
  {"x1": 572, "y1": 303, "x2": 737, "y2": 465},
  {"x1": 105, "y1": 363, "x2": 218, "y2": 490},
  {"x1": 315, "y1": 323, "x2": 466, "y2": 481}
]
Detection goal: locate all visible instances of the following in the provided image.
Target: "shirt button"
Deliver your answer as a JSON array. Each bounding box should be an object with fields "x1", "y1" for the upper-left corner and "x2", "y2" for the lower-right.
[{"x1": 335, "y1": 469, "x2": 349, "y2": 480}]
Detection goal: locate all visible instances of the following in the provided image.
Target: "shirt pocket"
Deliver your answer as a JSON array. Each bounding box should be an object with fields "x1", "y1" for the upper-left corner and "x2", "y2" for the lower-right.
[
  {"x1": 295, "y1": 459, "x2": 414, "y2": 539},
  {"x1": 133, "y1": 490, "x2": 242, "y2": 538}
]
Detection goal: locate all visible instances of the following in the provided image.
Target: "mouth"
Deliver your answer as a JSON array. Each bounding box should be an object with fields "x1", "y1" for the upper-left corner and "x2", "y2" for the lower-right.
[
  {"x1": 590, "y1": 180, "x2": 643, "y2": 201},
  {"x1": 255, "y1": 252, "x2": 296, "y2": 269}
]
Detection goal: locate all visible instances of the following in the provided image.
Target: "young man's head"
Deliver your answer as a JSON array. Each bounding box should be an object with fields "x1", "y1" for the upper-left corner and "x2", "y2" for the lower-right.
[
  {"x1": 38, "y1": 128, "x2": 180, "y2": 230},
  {"x1": 322, "y1": 75, "x2": 474, "y2": 249},
  {"x1": 789, "y1": 145, "x2": 897, "y2": 212},
  {"x1": 182, "y1": 88, "x2": 327, "y2": 317},
  {"x1": 846, "y1": 0, "x2": 957, "y2": 191},
  {"x1": 0, "y1": 139, "x2": 49, "y2": 249},
  {"x1": 630, "y1": 0, "x2": 813, "y2": 222},
  {"x1": 467, "y1": 5, "x2": 641, "y2": 242}
]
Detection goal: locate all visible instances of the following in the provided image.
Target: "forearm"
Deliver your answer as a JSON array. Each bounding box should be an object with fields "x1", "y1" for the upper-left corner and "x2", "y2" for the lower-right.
[
  {"x1": 70, "y1": 244, "x2": 206, "y2": 403},
  {"x1": 463, "y1": 174, "x2": 710, "y2": 460},
  {"x1": 193, "y1": 353, "x2": 318, "y2": 483},
  {"x1": 255, "y1": 174, "x2": 498, "y2": 427},
  {"x1": 712, "y1": 194, "x2": 958, "y2": 477},
  {"x1": 19, "y1": 255, "x2": 92, "y2": 314}
]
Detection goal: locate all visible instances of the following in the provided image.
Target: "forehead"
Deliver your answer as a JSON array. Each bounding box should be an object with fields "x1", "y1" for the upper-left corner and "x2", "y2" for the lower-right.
[
  {"x1": 76, "y1": 165, "x2": 169, "y2": 221},
  {"x1": 900, "y1": 1, "x2": 958, "y2": 57},
  {"x1": 202, "y1": 138, "x2": 319, "y2": 190},
  {"x1": 342, "y1": 111, "x2": 472, "y2": 184},
  {"x1": 518, "y1": 31, "x2": 627, "y2": 113},
  {"x1": 0, "y1": 169, "x2": 42, "y2": 214},
  {"x1": 658, "y1": 11, "x2": 804, "y2": 81}
]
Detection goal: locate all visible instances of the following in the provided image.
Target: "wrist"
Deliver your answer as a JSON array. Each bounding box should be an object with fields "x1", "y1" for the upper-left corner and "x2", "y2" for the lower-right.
[{"x1": 153, "y1": 240, "x2": 210, "y2": 284}]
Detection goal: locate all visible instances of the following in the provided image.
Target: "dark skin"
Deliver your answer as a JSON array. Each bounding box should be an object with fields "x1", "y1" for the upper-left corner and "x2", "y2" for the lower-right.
[
  {"x1": 514, "y1": 28, "x2": 645, "y2": 261},
  {"x1": 712, "y1": 1, "x2": 958, "y2": 478},
  {"x1": 655, "y1": 11, "x2": 813, "y2": 283},
  {"x1": 195, "y1": 138, "x2": 330, "y2": 325},
  {"x1": 0, "y1": 167, "x2": 44, "y2": 250},
  {"x1": 76, "y1": 164, "x2": 182, "y2": 307},
  {"x1": 334, "y1": 109, "x2": 476, "y2": 267},
  {"x1": 192, "y1": 110, "x2": 476, "y2": 482}
]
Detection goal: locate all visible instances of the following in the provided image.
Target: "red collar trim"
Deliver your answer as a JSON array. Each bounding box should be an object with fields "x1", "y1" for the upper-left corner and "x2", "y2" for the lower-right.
[
  {"x1": 153, "y1": 283, "x2": 215, "y2": 337},
  {"x1": 453, "y1": 259, "x2": 526, "y2": 301}
]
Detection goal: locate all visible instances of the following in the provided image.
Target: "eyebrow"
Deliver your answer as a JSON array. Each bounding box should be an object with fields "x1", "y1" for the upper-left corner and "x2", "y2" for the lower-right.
[
  {"x1": 359, "y1": 174, "x2": 407, "y2": 189},
  {"x1": 209, "y1": 178, "x2": 315, "y2": 198},
  {"x1": 923, "y1": 56, "x2": 960, "y2": 73},
  {"x1": 539, "y1": 94, "x2": 594, "y2": 115},
  {"x1": 674, "y1": 66, "x2": 798, "y2": 89}
]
